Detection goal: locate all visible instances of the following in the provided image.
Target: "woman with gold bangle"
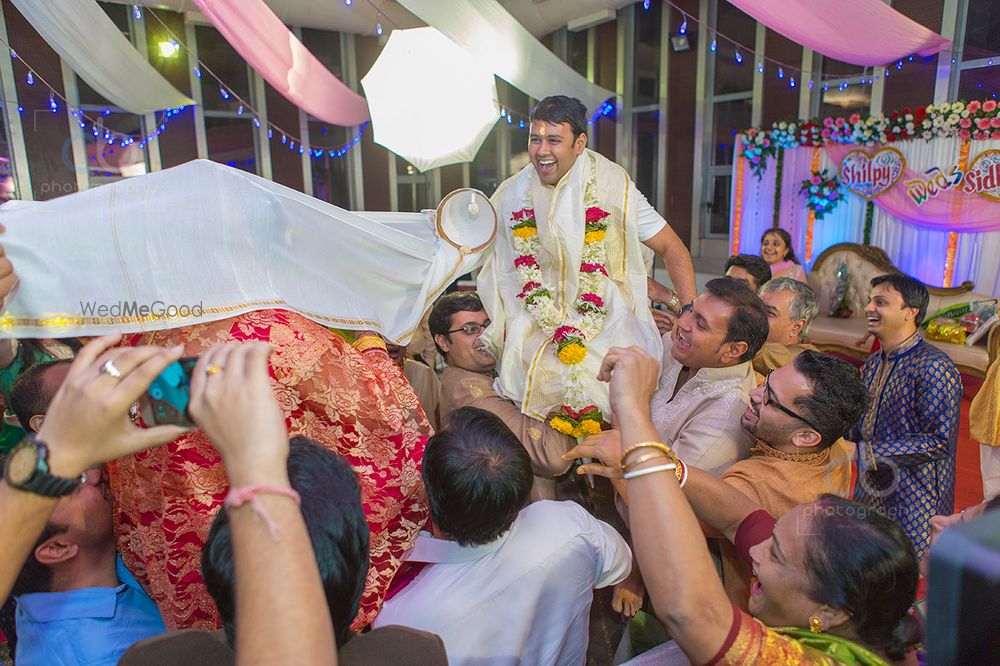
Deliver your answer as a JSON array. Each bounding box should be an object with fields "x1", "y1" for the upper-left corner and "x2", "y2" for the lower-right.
[{"x1": 585, "y1": 346, "x2": 918, "y2": 665}]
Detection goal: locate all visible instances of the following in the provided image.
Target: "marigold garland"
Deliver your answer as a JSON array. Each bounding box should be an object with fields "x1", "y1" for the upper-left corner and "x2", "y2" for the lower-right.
[{"x1": 510, "y1": 173, "x2": 612, "y2": 438}]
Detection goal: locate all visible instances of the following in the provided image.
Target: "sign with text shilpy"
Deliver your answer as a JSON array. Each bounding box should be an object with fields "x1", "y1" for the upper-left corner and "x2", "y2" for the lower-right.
[{"x1": 838, "y1": 147, "x2": 1000, "y2": 207}]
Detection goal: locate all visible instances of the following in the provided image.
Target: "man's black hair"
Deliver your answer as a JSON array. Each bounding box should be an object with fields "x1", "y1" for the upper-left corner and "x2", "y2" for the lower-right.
[
  {"x1": 724, "y1": 253, "x2": 772, "y2": 290},
  {"x1": 703, "y1": 277, "x2": 769, "y2": 363},
  {"x1": 422, "y1": 407, "x2": 532, "y2": 547},
  {"x1": 870, "y1": 273, "x2": 930, "y2": 326},
  {"x1": 202, "y1": 438, "x2": 369, "y2": 648},
  {"x1": 529, "y1": 96, "x2": 588, "y2": 140},
  {"x1": 428, "y1": 292, "x2": 487, "y2": 357},
  {"x1": 792, "y1": 350, "x2": 870, "y2": 449},
  {"x1": 10, "y1": 359, "x2": 72, "y2": 432}
]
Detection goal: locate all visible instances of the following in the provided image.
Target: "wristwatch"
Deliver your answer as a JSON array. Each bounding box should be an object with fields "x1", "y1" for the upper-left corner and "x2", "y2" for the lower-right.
[
  {"x1": 3, "y1": 434, "x2": 85, "y2": 497},
  {"x1": 666, "y1": 292, "x2": 681, "y2": 314}
]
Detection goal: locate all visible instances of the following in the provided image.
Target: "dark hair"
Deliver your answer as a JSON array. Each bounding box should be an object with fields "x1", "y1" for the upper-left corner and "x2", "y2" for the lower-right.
[
  {"x1": 792, "y1": 350, "x2": 870, "y2": 449},
  {"x1": 804, "y1": 495, "x2": 919, "y2": 661},
  {"x1": 761, "y1": 228, "x2": 799, "y2": 265},
  {"x1": 724, "y1": 254, "x2": 771, "y2": 290},
  {"x1": 202, "y1": 438, "x2": 369, "y2": 648},
  {"x1": 422, "y1": 407, "x2": 532, "y2": 546},
  {"x1": 428, "y1": 291, "x2": 486, "y2": 356},
  {"x1": 10, "y1": 359, "x2": 73, "y2": 432},
  {"x1": 703, "y1": 277, "x2": 769, "y2": 363},
  {"x1": 529, "y1": 96, "x2": 588, "y2": 140},
  {"x1": 10, "y1": 522, "x2": 69, "y2": 597},
  {"x1": 870, "y1": 273, "x2": 930, "y2": 326}
]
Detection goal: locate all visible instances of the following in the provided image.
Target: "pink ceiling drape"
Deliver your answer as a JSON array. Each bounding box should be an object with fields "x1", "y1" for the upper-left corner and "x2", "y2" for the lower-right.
[
  {"x1": 192, "y1": 0, "x2": 369, "y2": 127},
  {"x1": 725, "y1": 0, "x2": 949, "y2": 66}
]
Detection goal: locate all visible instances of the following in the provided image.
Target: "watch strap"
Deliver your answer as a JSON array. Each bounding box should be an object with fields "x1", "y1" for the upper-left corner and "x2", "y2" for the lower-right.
[{"x1": 14, "y1": 439, "x2": 85, "y2": 498}]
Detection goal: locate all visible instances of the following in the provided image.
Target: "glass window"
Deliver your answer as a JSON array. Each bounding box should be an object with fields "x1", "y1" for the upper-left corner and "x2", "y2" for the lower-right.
[
  {"x1": 760, "y1": 30, "x2": 800, "y2": 126},
  {"x1": 711, "y1": 98, "x2": 752, "y2": 165},
  {"x1": 963, "y1": 0, "x2": 1000, "y2": 61},
  {"x1": 957, "y1": 66, "x2": 1000, "y2": 102},
  {"x1": 196, "y1": 25, "x2": 250, "y2": 113},
  {"x1": 0, "y1": 110, "x2": 16, "y2": 203},
  {"x1": 471, "y1": 131, "x2": 499, "y2": 196},
  {"x1": 501, "y1": 82, "x2": 529, "y2": 176},
  {"x1": 633, "y1": 110, "x2": 659, "y2": 206},
  {"x1": 568, "y1": 29, "x2": 589, "y2": 77},
  {"x1": 818, "y1": 85, "x2": 871, "y2": 119},
  {"x1": 713, "y1": 2, "x2": 755, "y2": 95},
  {"x1": 708, "y1": 174, "x2": 731, "y2": 235},
  {"x1": 85, "y1": 111, "x2": 147, "y2": 185},
  {"x1": 633, "y1": 0, "x2": 662, "y2": 106},
  {"x1": 205, "y1": 117, "x2": 256, "y2": 173},
  {"x1": 308, "y1": 120, "x2": 350, "y2": 207},
  {"x1": 395, "y1": 158, "x2": 432, "y2": 213},
  {"x1": 300, "y1": 29, "x2": 343, "y2": 78}
]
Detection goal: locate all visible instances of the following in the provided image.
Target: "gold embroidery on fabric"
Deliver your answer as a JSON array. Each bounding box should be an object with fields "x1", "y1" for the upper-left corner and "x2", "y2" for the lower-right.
[{"x1": 469, "y1": 384, "x2": 484, "y2": 399}]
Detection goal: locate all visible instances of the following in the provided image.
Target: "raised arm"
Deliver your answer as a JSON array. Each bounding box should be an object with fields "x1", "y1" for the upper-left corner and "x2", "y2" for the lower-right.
[
  {"x1": 599, "y1": 346, "x2": 733, "y2": 663},
  {"x1": 1, "y1": 335, "x2": 187, "y2": 600},
  {"x1": 640, "y1": 211, "x2": 696, "y2": 305},
  {"x1": 189, "y1": 343, "x2": 336, "y2": 666}
]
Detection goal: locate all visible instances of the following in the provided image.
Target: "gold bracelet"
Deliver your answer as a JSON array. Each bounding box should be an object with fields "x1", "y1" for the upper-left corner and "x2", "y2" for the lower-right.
[
  {"x1": 622, "y1": 451, "x2": 670, "y2": 474},
  {"x1": 353, "y1": 335, "x2": 387, "y2": 353},
  {"x1": 620, "y1": 441, "x2": 676, "y2": 468},
  {"x1": 623, "y1": 452, "x2": 684, "y2": 484}
]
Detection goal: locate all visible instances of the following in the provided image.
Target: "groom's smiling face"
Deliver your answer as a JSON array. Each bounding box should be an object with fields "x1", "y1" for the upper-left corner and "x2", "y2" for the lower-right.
[{"x1": 528, "y1": 120, "x2": 587, "y2": 186}]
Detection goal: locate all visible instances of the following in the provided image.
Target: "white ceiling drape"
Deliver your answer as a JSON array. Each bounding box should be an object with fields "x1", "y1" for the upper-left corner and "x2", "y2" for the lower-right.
[
  {"x1": 11, "y1": 0, "x2": 193, "y2": 114},
  {"x1": 396, "y1": 0, "x2": 615, "y2": 115}
]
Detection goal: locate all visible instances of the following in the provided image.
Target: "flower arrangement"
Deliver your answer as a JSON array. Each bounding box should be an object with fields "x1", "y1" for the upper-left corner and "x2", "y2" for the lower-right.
[
  {"x1": 510, "y1": 178, "x2": 612, "y2": 438},
  {"x1": 740, "y1": 99, "x2": 1000, "y2": 177},
  {"x1": 799, "y1": 169, "x2": 843, "y2": 220}
]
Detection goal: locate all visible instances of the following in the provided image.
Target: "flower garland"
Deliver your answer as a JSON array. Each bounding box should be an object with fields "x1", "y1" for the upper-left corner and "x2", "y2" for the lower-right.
[
  {"x1": 511, "y1": 175, "x2": 611, "y2": 439},
  {"x1": 741, "y1": 99, "x2": 1000, "y2": 179},
  {"x1": 798, "y1": 169, "x2": 843, "y2": 220}
]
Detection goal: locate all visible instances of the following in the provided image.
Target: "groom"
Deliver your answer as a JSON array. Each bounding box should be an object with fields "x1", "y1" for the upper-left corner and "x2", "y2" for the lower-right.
[{"x1": 477, "y1": 95, "x2": 695, "y2": 436}]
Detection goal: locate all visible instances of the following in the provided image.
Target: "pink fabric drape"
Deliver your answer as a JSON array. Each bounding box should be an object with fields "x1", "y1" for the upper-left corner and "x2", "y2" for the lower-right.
[
  {"x1": 824, "y1": 144, "x2": 1000, "y2": 233},
  {"x1": 192, "y1": 0, "x2": 369, "y2": 127},
  {"x1": 726, "y1": 0, "x2": 949, "y2": 66}
]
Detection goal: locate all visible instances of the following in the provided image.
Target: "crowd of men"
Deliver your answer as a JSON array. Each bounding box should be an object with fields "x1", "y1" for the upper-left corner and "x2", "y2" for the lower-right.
[{"x1": 0, "y1": 95, "x2": 994, "y2": 666}]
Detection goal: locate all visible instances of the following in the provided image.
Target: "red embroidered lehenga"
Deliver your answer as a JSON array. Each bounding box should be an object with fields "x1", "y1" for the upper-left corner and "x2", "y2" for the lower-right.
[{"x1": 108, "y1": 309, "x2": 431, "y2": 631}]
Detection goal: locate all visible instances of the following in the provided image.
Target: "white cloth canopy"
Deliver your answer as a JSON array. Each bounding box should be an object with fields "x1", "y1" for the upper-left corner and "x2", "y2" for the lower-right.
[
  {"x1": 0, "y1": 160, "x2": 495, "y2": 342},
  {"x1": 11, "y1": 0, "x2": 193, "y2": 114},
  {"x1": 396, "y1": 0, "x2": 614, "y2": 116}
]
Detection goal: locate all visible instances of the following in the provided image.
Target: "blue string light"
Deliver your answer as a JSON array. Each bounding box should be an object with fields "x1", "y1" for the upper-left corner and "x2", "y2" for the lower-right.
[
  {"x1": 679, "y1": 14, "x2": 687, "y2": 35},
  {"x1": 778, "y1": 67, "x2": 784, "y2": 79},
  {"x1": 25, "y1": 70, "x2": 34, "y2": 85},
  {"x1": 710, "y1": 39, "x2": 717, "y2": 53},
  {"x1": 133, "y1": 1, "x2": 142, "y2": 21},
  {"x1": 735, "y1": 49, "x2": 743, "y2": 64}
]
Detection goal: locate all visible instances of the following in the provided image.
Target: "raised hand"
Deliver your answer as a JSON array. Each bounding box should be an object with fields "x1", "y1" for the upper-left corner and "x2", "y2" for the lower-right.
[
  {"x1": 597, "y1": 346, "x2": 660, "y2": 425},
  {"x1": 37, "y1": 335, "x2": 189, "y2": 477},
  {"x1": 187, "y1": 342, "x2": 289, "y2": 487}
]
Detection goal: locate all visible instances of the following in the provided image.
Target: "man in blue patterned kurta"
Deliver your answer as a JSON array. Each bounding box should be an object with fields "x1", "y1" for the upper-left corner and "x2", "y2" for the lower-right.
[{"x1": 851, "y1": 273, "x2": 962, "y2": 557}]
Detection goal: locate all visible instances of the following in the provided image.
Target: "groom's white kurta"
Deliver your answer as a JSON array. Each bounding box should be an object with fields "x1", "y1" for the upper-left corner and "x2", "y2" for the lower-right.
[{"x1": 478, "y1": 149, "x2": 664, "y2": 420}]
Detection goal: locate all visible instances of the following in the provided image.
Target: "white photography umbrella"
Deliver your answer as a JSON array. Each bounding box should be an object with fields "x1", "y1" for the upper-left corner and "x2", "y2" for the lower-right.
[{"x1": 362, "y1": 27, "x2": 500, "y2": 172}]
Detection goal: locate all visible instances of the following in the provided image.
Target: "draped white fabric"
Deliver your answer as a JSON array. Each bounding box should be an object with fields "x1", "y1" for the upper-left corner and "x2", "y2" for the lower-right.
[
  {"x1": 395, "y1": 0, "x2": 614, "y2": 115},
  {"x1": 732, "y1": 138, "x2": 1000, "y2": 295},
  {"x1": 11, "y1": 0, "x2": 193, "y2": 114},
  {"x1": 0, "y1": 161, "x2": 494, "y2": 342}
]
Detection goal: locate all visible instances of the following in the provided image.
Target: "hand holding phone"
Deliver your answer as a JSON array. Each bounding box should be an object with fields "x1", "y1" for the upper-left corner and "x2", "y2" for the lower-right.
[{"x1": 143, "y1": 357, "x2": 199, "y2": 427}]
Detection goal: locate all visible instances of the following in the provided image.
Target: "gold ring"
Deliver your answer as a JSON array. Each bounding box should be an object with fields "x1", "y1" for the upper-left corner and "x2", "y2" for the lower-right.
[{"x1": 206, "y1": 365, "x2": 223, "y2": 375}]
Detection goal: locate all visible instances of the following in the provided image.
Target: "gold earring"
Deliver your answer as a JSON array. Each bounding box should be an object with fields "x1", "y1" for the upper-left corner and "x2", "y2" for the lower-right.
[{"x1": 809, "y1": 616, "x2": 824, "y2": 633}]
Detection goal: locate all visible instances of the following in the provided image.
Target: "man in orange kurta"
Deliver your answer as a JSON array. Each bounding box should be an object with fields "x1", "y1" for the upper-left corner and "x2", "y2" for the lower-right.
[
  {"x1": 716, "y1": 350, "x2": 866, "y2": 610},
  {"x1": 109, "y1": 309, "x2": 431, "y2": 631}
]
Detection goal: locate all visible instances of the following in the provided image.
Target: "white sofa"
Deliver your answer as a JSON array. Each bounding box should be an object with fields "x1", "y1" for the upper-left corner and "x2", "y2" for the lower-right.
[{"x1": 806, "y1": 243, "x2": 998, "y2": 377}]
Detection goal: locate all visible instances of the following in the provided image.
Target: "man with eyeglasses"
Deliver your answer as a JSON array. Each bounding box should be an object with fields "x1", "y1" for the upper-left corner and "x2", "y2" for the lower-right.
[
  {"x1": 568, "y1": 349, "x2": 867, "y2": 613},
  {"x1": 430, "y1": 292, "x2": 574, "y2": 500}
]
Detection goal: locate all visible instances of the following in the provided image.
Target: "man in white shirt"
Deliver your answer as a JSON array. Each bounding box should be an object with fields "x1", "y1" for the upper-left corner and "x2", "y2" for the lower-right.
[{"x1": 374, "y1": 406, "x2": 630, "y2": 665}]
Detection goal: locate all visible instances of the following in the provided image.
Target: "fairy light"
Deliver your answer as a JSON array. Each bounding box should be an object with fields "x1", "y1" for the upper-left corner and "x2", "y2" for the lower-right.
[
  {"x1": 735, "y1": 48, "x2": 743, "y2": 64},
  {"x1": 679, "y1": 13, "x2": 687, "y2": 35}
]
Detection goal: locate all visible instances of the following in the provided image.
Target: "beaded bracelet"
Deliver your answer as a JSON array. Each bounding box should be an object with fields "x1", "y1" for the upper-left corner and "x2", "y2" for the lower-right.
[{"x1": 623, "y1": 463, "x2": 678, "y2": 480}]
